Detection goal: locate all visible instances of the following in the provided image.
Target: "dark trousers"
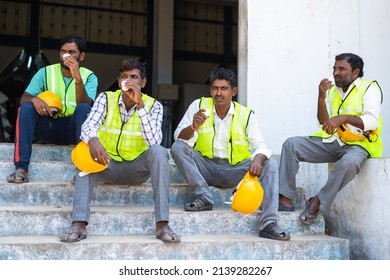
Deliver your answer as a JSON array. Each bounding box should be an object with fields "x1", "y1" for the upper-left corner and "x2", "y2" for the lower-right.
[{"x1": 13, "y1": 102, "x2": 91, "y2": 172}]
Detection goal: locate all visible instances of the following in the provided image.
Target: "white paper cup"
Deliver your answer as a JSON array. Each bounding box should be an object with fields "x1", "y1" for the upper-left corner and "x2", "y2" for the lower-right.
[
  {"x1": 121, "y1": 80, "x2": 129, "y2": 91},
  {"x1": 203, "y1": 109, "x2": 210, "y2": 117},
  {"x1": 63, "y1": 53, "x2": 70, "y2": 59}
]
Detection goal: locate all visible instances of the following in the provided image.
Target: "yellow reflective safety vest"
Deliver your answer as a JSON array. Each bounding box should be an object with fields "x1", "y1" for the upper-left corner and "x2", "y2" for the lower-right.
[
  {"x1": 98, "y1": 90, "x2": 156, "y2": 161},
  {"x1": 194, "y1": 97, "x2": 252, "y2": 165},
  {"x1": 45, "y1": 63, "x2": 94, "y2": 117},
  {"x1": 311, "y1": 79, "x2": 383, "y2": 158}
]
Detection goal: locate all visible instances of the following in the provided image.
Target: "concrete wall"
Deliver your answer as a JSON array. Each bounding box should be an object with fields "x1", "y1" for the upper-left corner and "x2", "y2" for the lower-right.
[
  {"x1": 326, "y1": 158, "x2": 390, "y2": 260},
  {"x1": 240, "y1": 0, "x2": 390, "y2": 260},
  {"x1": 240, "y1": 0, "x2": 390, "y2": 156}
]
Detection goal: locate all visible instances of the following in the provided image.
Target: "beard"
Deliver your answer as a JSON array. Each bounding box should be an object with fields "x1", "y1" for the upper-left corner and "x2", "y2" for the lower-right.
[
  {"x1": 61, "y1": 57, "x2": 81, "y2": 70},
  {"x1": 61, "y1": 63, "x2": 70, "y2": 70}
]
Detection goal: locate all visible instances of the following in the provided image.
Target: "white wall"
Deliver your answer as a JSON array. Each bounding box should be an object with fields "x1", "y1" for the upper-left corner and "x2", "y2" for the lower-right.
[{"x1": 240, "y1": 0, "x2": 390, "y2": 156}]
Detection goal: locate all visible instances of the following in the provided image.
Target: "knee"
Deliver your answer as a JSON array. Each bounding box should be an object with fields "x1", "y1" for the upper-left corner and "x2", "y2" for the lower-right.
[
  {"x1": 170, "y1": 140, "x2": 187, "y2": 158},
  {"x1": 74, "y1": 103, "x2": 91, "y2": 116},
  {"x1": 282, "y1": 136, "x2": 297, "y2": 148},
  {"x1": 339, "y1": 159, "x2": 361, "y2": 174},
  {"x1": 149, "y1": 145, "x2": 169, "y2": 159},
  {"x1": 261, "y1": 158, "x2": 278, "y2": 179},
  {"x1": 19, "y1": 102, "x2": 35, "y2": 114}
]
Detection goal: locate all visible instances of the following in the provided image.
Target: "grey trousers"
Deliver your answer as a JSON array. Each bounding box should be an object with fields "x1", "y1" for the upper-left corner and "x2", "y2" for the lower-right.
[
  {"x1": 279, "y1": 136, "x2": 369, "y2": 212},
  {"x1": 170, "y1": 140, "x2": 279, "y2": 229},
  {"x1": 72, "y1": 145, "x2": 170, "y2": 224}
]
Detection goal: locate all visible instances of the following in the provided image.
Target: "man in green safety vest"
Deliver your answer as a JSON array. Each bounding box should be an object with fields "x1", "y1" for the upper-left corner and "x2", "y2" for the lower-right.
[
  {"x1": 59, "y1": 59, "x2": 180, "y2": 243},
  {"x1": 171, "y1": 67, "x2": 290, "y2": 241},
  {"x1": 279, "y1": 53, "x2": 383, "y2": 226}
]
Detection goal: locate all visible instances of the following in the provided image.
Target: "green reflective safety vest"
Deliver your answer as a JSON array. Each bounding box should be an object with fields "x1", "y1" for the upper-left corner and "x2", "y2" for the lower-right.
[
  {"x1": 45, "y1": 63, "x2": 94, "y2": 117},
  {"x1": 194, "y1": 97, "x2": 252, "y2": 165},
  {"x1": 311, "y1": 79, "x2": 383, "y2": 158},
  {"x1": 98, "y1": 90, "x2": 156, "y2": 161}
]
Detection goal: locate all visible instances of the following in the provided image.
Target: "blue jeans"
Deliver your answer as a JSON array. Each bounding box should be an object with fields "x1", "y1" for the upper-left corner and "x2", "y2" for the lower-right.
[{"x1": 13, "y1": 102, "x2": 91, "y2": 172}]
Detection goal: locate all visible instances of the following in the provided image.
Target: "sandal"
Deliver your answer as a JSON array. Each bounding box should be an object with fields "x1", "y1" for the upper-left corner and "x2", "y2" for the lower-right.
[
  {"x1": 299, "y1": 197, "x2": 319, "y2": 226},
  {"x1": 259, "y1": 222, "x2": 290, "y2": 241},
  {"x1": 184, "y1": 196, "x2": 213, "y2": 211},
  {"x1": 59, "y1": 226, "x2": 87, "y2": 243},
  {"x1": 278, "y1": 202, "x2": 295, "y2": 212},
  {"x1": 156, "y1": 228, "x2": 181, "y2": 243},
  {"x1": 6, "y1": 169, "x2": 29, "y2": 183}
]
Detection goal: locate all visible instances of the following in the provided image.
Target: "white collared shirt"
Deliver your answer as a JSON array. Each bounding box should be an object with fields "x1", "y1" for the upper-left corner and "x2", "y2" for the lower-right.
[{"x1": 174, "y1": 99, "x2": 272, "y2": 159}]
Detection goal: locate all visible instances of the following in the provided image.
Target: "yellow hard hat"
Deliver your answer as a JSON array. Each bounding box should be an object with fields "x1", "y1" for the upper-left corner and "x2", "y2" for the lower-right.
[
  {"x1": 37, "y1": 90, "x2": 62, "y2": 113},
  {"x1": 337, "y1": 124, "x2": 365, "y2": 142},
  {"x1": 232, "y1": 172, "x2": 264, "y2": 215},
  {"x1": 71, "y1": 141, "x2": 108, "y2": 173}
]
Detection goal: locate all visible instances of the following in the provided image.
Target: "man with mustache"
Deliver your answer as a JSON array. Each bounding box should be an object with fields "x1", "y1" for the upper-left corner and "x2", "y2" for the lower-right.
[
  {"x1": 59, "y1": 59, "x2": 180, "y2": 243},
  {"x1": 171, "y1": 67, "x2": 290, "y2": 241},
  {"x1": 6, "y1": 35, "x2": 97, "y2": 183},
  {"x1": 278, "y1": 53, "x2": 383, "y2": 226}
]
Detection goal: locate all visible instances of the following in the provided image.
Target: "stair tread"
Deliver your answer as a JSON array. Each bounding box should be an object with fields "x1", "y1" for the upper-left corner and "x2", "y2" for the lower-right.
[{"x1": 0, "y1": 233, "x2": 345, "y2": 244}]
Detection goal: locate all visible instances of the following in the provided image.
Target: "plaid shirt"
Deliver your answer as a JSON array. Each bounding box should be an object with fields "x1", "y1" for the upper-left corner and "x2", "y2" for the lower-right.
[{"x1": 81, "y1": 91, "x2": 163, "y2": 147}]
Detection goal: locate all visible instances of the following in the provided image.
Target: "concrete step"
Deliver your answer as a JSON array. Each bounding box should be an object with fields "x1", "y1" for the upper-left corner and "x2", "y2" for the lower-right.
[
  {"x1": 0, "y1": 206, "x2": 324, "y2": 236},
  {"x1": 0, "y1": 143, "x2": 349, "y2": 260},
  {"x1": 0, "y1": 181, "x2": 306, "y2": 209},
  {"x1": 0, "y1": 160, "x2": 186, "y2": 184},
  {"x1": 0, "y1": 143, "x2": 74, "y2": 162},
  {"x1": 0, "y1": 234, "x2": 349, "y2": 260}
]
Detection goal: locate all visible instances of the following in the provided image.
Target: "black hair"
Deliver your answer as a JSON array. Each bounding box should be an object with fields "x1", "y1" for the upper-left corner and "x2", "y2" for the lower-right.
[
  {"x1": 335, "y1": 53, "x2": 364, "y2": 77},
  {"x1": 60, "y1": 35, "x2": 87, "y2": 53},
  {"x1": 209, "y1": 68, "x2": 237, "y2": 87},
  {"x1": 119, "y1": 59, "x2": 147, "y2": 79}
]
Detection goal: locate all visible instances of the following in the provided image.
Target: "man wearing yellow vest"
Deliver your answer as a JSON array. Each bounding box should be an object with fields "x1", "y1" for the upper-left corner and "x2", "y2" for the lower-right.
[
  {"x1": 59, "y1": 59, "x2": 180, "y2": 243},
  {"x1": 171, "y1": 68, "x2": 290, "y2": 241},
  {"x1": 6, "y1": 35, "x2": 97, "y2": 183},
  {"x1": 279, "y1": 53, "x2": 383, "y2": 226}
]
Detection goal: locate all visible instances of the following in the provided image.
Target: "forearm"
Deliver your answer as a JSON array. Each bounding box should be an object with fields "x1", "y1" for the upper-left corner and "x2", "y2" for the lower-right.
[
  {"x1": 75, "y1": 81, "x2": 93, "y2": 105},
  {"x1": 317, "y1": 97, "x2": 329, "y2": 124},
  {"x1": 177, "y1": 125, "x2": 197, "y2": 140},
  {"x1": 20, "y1": 92, "x2": 36, "y2": 104}
]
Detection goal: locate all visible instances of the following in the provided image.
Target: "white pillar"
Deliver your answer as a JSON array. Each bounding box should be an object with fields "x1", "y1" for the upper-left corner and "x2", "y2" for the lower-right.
[{"x1": 152, "y1": 0, "x2": 174, "y2": 97}]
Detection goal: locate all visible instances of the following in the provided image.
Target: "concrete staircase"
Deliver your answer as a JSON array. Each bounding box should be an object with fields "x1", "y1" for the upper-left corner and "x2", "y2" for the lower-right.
[{"x1": 0, "y1": 143, "x2": 349, "y2": 260}]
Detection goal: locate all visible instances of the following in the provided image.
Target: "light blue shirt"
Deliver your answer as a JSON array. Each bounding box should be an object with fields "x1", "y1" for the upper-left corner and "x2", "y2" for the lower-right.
[{"x1": 25, "y1": 66, "x2": 98, "y2": 101}]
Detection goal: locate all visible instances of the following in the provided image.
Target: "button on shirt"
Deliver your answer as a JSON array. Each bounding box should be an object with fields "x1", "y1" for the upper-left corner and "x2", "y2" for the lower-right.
[
  {"x1": 323, "y1": 78, "x2": 382, "y2": 144},
  {"x1": 174, "y1": 99, "x2": 272, "y2": 160},
  {"x1": 81, "y1": 92, "x2": 163, "y2": 146}
]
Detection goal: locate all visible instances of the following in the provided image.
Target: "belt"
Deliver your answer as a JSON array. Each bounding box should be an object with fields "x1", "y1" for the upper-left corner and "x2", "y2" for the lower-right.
[{"x1": 212, "y1": 157, "x2": 229, "y2": 164}]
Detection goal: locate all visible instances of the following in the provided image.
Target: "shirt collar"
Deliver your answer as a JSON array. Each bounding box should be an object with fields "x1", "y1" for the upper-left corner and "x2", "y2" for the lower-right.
[
  {"x1": 212, "y1": 101, "x2": 235, "y2": 119},
  {"x1": 339, "y1": 77, "x2": 361, "y2": 95},
  {"x1": 118, "y1": 93, "x2": 137, "y2": 110}
]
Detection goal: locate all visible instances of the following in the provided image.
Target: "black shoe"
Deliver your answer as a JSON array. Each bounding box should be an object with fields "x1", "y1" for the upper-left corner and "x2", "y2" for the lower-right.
[{"x1": 184, "y1": 196, "x2": 213, "y2": 211}]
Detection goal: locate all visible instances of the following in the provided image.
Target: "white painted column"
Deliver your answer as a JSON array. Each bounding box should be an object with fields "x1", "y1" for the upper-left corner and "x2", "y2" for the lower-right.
[{"x1": 152, "y1": 0, "x2": 174, "y2": 97}]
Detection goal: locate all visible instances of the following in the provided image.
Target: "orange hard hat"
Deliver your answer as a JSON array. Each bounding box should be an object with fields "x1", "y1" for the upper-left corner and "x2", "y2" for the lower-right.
[
  {"x1": 337, "y1": 124, "x2": 365, "y2": 142},
  {"x1": 37, "y1": 90, "x2": 62, "y2": 113},
  {"x1": 71, "y1": 141, "x2": 108, "y2": 173},
  {"x1": 232, "y1": 172, "x2": 264, "y2": 214}
]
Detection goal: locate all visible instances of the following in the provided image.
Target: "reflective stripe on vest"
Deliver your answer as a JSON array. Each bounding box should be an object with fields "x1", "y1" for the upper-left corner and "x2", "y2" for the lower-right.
[
  {"x1": 98, "y1": 90, "x2": 155, "y2": 161},
  {"x1": 311, "y1": 80, "x2": 383, "y2": 158},
  {"x1": 46, "y1": 63, "x2": 94, "y2": 117},
  {"x1": 194, "y1": 97, "x2": 252, "y2": 165}
]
